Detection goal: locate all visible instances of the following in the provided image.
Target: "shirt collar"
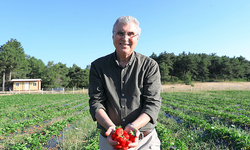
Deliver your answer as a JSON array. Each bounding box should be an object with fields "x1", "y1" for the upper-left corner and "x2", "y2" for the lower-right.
[
  {"x1": 113, "y1": 51, "x2": 135, "y2": 68},
  {"x1": 127, "y1": 51, "x2": 135, "y2": 66}
]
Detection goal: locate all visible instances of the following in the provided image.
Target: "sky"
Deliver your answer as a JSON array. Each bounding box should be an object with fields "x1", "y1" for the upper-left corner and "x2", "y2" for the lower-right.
[{"x1": 1, "y1": 0, "x2": 250, "y2": 69}]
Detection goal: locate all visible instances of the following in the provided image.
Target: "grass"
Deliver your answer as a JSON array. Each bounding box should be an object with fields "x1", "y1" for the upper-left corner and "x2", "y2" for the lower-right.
[
  {"x1": 158, "y1": 110, "x2": 234, "y2": 150},
  {"x1": 159, "y1": 90, "x2": 250, "y2": 149},
  {"x1": 0, "y1": 91, "x2": 250, "y2": 149},
  {"x1": 59, "y1": 114, "x2": 98, "y2": 149}
]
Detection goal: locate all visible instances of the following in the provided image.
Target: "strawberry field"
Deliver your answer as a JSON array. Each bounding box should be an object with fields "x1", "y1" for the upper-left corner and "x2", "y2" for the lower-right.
[{"x1": 0, "y1": 90, "x2": 249, "y2": 149}]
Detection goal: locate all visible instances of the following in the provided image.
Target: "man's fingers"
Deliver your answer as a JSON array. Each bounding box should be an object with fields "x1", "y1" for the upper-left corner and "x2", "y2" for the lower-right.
[
  {"x1": 107, "y1": 135, "x2": 119, "y2": 146},
  {"x1": 105, "y1": 129, "x2": 112, "y2": 136},
  {"x1": 105, "y1": 126, "x2": 115, "y2": 136}
]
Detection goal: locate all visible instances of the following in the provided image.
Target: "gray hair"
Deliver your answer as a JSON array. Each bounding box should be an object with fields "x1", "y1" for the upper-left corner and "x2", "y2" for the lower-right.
[{"x1": 112, "y1": 16, "x2": 141, "y2": 36}]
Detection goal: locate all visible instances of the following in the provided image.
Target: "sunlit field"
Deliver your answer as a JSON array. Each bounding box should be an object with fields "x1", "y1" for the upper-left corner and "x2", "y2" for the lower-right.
[{"x1": 0, "y1": 90, "x2": 249, "y2": 149}]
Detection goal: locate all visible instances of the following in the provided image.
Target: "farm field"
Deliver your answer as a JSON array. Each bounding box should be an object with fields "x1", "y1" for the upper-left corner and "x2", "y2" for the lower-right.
[{"x1": 0, "y1": 90, "x2": 250, "y2": 150}]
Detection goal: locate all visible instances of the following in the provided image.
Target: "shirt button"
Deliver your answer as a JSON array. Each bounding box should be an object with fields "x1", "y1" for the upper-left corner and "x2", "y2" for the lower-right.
[
  {"x1": 122, "y1": 94, "x2": 124, "y2": 96},
  {"x1": 122, "y1": 105, "x2": 125, "y2": 108},
  {"x1": 122, "y1": 81, "x2": 124, "y2": 83},
  {"x1": 123, "y1": 119, "x2": 125, "y2": 121}
]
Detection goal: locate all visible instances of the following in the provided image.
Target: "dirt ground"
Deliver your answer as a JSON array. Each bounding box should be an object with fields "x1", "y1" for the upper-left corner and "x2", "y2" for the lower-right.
[{"x1": 161, "y1": 82, "x2": 250, "y2": 92}]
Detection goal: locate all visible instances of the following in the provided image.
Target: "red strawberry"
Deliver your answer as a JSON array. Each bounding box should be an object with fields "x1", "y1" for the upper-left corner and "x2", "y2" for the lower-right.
[
  {"x1": 112, "y1": 133, "x2": 118, "y2": 140},
  {"x1": 115, "y1": 126, "x2": 123, "y2": 136},
  {"x1": 123, "y1": 147, "x2": 128, "y2": 150},
  {"x1": 114, "y1": 144, "x2": 122, "y2": 149},
  {"x1": 123, "y1": 130, "x2": 129, "y2": 140},
  {"x1": 117, "y1": 136, "x2": 127, "y2": 146},
  {"x1": 129, "y1": 130, "x2": 136, "y2": 142},
  {"x1": 125, "y1": 140, "x2": 132, "y2": 146}
]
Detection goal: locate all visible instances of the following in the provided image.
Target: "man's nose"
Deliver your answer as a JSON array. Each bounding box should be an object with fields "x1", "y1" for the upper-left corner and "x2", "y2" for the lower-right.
[{"x1": 122, "y1": 34, "x2": 129, "y2": 41}]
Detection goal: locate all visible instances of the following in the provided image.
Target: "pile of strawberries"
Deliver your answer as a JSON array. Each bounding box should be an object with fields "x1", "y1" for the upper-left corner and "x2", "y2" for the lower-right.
[{"x1": 112, "y1": 126, "x2": 136, "y2": 150}]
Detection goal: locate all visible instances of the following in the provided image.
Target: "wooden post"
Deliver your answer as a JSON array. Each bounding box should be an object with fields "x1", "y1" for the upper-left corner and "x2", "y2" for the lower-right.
[{"x1": 2, "y1": 69, "x2": 5, "y2": 92}]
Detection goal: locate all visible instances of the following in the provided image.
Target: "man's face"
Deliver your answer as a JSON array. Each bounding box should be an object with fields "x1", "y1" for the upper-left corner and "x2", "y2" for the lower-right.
[{"x1": 112, "y1": 22, "x2": 139, "y2": 57}]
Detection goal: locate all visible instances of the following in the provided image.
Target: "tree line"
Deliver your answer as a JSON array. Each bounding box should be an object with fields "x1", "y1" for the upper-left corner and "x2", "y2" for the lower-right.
[
  {"x1": 1, "y1": 38, "x2": 250, "y2": 91},
  {"x1": 0, "y1": 39, "x2": 90, "y2": 91},
  {"x1": 150, "y1": 51, "x2": 250, "y2": 84}
]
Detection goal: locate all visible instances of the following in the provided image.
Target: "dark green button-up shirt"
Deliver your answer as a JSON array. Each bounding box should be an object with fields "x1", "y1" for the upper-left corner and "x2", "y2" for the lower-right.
[{"x1": 88, "y1": 51, "x2": 161, "y2": 132}]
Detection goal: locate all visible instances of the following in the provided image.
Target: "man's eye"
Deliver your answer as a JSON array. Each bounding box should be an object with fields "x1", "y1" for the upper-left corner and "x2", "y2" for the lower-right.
[
  {"x1": 128, "y1": 32, "x2": 135, "y2": 36},
  {"x1": 117, "y1": 31, "x2": 125, "y2": 36}
]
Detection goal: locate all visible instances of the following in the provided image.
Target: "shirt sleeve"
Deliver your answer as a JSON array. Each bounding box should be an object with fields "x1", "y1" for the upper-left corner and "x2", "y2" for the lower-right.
[
  {"x1": 88, "y1": 63, "x2": 106, "y2": 121},
  {"x1": 141, "y1": 60, "x2": 162, "y2": 124}
]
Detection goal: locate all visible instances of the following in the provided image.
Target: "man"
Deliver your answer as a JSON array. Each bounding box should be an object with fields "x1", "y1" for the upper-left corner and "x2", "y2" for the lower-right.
[{"x1": 89, "y1": 16, "x2": 161, "y2": 150}]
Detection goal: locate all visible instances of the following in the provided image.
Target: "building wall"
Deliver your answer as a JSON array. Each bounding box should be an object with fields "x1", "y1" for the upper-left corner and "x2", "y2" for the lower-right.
[
  {"x1": 30, "y1": 81, "x2": 39, "y2": 90},
  {"x1": 13, "y1": 82, "x2": 23, "y2": 91},
  {"x1": 13, "y1": 81, "x2": 41, "y2": 91}
]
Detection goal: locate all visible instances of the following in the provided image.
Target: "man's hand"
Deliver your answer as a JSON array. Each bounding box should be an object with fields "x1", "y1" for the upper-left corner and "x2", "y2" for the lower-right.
[
  {"x1": 124, "y1": 124, "x2": 140, "y2": 149},
  {"x1": 105, "y1": 126, "x2": 119, "y2": 150}
]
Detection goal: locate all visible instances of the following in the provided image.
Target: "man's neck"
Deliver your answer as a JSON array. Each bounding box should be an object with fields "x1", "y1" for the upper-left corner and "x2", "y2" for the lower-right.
[{"x1": 116, "y1": 51, "x2": 133, "y2": 68}]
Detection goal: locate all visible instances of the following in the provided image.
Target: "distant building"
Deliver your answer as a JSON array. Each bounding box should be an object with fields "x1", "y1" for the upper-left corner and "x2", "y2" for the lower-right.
[{"x1": 11, "y1": 79, "x2": 42, "y2": 91}]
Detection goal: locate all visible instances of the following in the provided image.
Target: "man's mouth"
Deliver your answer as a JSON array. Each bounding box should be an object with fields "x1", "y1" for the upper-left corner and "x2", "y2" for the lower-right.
[{"x1": 120, "y1": 43, "x2": 130, "y2": 47}]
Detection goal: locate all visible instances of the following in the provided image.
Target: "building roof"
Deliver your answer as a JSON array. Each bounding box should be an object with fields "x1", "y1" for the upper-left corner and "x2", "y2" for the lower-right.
[{"x1": 11, "y1": 79, "x2": 42, "y2": 82}]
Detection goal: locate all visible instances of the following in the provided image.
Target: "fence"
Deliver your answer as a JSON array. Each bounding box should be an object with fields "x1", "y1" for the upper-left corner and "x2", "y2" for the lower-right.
[
  {"x1": 0, "y1": 87, "x2": 88, "y2": 95},
  {"x1": 1, "y1": 82, "x2": 250, "y2": 95}
]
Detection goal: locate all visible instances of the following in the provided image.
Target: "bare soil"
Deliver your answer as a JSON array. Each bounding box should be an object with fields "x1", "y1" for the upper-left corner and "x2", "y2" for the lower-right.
[{"x1": 161, "y1": 82, "x2": 250, "y2": 92}]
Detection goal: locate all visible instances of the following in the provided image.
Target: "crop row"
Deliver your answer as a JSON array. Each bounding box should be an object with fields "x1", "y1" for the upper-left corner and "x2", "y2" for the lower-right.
[
  {"x1": 0, "y1": 94, "x2": 88, "y2": 112},
  {"x1": 1, "y1": 96, "x2": 87, "y2": 124},
  {"x1": 161, "y1": 98, "x2": 250, "y2": 127},
  {"x1": 11, "y1": 110, "x2": 89, "y2": 149},
  {"x1": 161, "y1": 105, "x2": 250, "y2": 149},
  {"x1": 162, "y1": 93, "x2": 250, "y2": 111},
  {"x1": 0, "y1": 101, "x2": 89, "y2": 136},
  {"x1": 176, "y1": 98, "x2": 250, "y2": 115},
  {"x1": 2, "y1": 91, "x2": 249, "y2": 149},
  {"x1": 162, "y1": 94, "x2": 250, "y2": 117}
]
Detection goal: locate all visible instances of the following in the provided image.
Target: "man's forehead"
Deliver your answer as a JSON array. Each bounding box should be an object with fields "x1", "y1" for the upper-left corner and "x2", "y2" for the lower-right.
[{"x1": 114, "y1": 22, "x2": 138, "y2": 31}]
